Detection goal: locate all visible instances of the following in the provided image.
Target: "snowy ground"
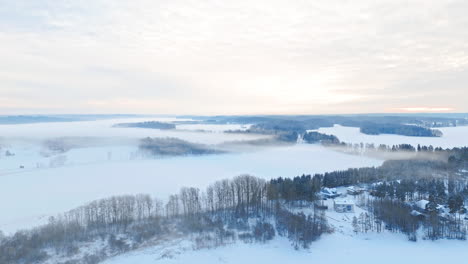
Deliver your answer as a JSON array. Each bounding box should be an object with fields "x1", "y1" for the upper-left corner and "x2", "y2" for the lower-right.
[
  {"x1": 316, "y1": 125, "x2": 468, "y2": 148},
  {"x1": 102, "y1": 233, "x2": 468, "y2": 264}
]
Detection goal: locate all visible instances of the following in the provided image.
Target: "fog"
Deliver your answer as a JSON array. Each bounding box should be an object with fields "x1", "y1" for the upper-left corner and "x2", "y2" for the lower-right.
[{"x1": 0, "y1": 118, "x2": 265, "y2": 144}]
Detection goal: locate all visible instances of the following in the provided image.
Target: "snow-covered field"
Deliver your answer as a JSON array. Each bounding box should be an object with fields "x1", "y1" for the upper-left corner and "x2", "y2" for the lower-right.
[
  {"x1": 102, "y1": 233, "x2": 468, "y2": 264},
  {"x1": 317, "y1": 125, "x2": 468, "y2": 148},
  {"x1": 0, "y1": 118, "x2": 382, "y2": 234},
  {"x1": 0, "y1": 118, "x2": 267, "y2": 173},
  {"x1": 0, "y1": 144, "x2": 382, "y2": 234}
]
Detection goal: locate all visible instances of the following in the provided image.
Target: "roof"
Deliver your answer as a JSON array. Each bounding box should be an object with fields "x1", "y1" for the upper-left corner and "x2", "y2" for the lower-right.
[
  {"x1": 347, "y1": 186, "x2": 364, "y2": 191},
  {"x1": 415, "y1": 200, "x2": 429, "y2": 210},
  {"x1": 410, "y1": 210, "x2": 424, "y2": 216},
  {"x1": 322, "y1": 188, "x2": 338, "y2": 194}
]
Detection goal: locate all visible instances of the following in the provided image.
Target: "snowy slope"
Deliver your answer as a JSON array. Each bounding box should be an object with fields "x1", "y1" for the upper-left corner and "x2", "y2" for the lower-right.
[{"x1": 102, "y1": 233, "x2": 468, "y2": 264}]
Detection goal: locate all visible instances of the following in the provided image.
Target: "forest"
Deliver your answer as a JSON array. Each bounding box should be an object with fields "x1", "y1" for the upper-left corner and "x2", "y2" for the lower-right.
[
  {"x1": 139, "y1": 137, "x2": 223, "y2": 156},
  {"x1": 267, "y1": 146, "x2": 468, "y2": 241},
  {"x1": 0, "y1": 175, "x2": 329, "y2": 264},
  {"x1": 302, "y1": 131, "x2": 340, "y2": 144},
  {"x1": 359, "y1": 123, "x2": 442, "y2": 137}
]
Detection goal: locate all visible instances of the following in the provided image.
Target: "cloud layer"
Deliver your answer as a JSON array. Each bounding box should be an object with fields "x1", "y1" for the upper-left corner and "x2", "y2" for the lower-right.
[{"x1": 1, "y1": 0, "x2": 467, "y2": 114}]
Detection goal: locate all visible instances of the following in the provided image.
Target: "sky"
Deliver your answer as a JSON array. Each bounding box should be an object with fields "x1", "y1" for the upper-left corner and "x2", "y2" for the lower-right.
[{"x1": 1, "y1": 0, "x2": 467, "y2": 115}]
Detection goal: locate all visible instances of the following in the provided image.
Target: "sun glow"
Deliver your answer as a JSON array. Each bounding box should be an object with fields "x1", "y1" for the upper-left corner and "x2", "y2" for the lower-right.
[{"x1": 394, "y1": 107, "x2": 455, "y2": 112}]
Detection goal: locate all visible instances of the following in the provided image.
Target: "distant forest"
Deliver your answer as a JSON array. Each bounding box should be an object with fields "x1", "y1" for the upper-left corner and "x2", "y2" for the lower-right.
[
  {"x1": 218, "y1": 114, "x2": 468, "y2": 137},
  {"x1": 113, "y1": 121, "x2": 176, "y2": 130},
  {"x1": 302, "y1": 131, "x2": 340, "y2": 144},
  {"x1": 359, "y1": 123, "x2": 442, "y2": 137},
  {"x1": 139, "y1": 137, "x2": 222, "y2": 156}
]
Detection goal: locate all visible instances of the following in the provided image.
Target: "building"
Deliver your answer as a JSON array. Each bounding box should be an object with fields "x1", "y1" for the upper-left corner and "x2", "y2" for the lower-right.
[
  {"x1": 415, "y1": 199, "x2": 429, "y2": 211},
  {"x1": 347, "y1": 186, "x2": 364, "y2": 195},
  {"x1": 320, "y1": 187, "x2": 341, "y2": 199},
  {"x1": 414, "y1": 199, "x2": 444, "y2": 214},
  {"x1": 334, "y1": 199, "x2": 355, "y2": 213}
]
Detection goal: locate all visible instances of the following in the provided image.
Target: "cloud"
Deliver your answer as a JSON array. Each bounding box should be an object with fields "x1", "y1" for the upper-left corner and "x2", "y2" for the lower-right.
[{"x1": 1, "y1": 0, "x2": 468, "y2": 114}]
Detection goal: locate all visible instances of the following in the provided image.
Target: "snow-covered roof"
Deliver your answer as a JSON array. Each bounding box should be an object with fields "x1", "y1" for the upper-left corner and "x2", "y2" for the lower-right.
[
  {"x1": 322, "y1": 187, "x2": 338, "y2": 194},
  {"x1": 410, "y1": 210, "x2": 424, "y2": 216},
  {"x1": 415, "y1": 200, "x2": 429, "y2": 210},
  {"x1": 347, "y1": 186, "x2": 364, "y2": 191}
]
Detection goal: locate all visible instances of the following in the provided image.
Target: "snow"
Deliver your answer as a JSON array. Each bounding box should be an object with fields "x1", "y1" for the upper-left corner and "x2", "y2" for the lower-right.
[
  {"x1": 100, "y1": 193, "x2": 468, "y2": 264},
  {"x1": 102, "y1": 192, "x2": 468, "y2": 264},
  {"x1": 101, "y1": 234, "x2": 468, "y2": 264},
  {"x1": 3, "y1": 119, "x2": 468, "y2": 262},
  {"x1": 3, "y1": 121, "x2": 468, "y2": 234},
  {"x1": 415, "y1": 200, "x2": 430, "y2": 210},
  {"x1": 316, "y1": 125, "x2": 468, "y2": 148},
  {"x1": 334, "y1": 199, "x2": 355, "y2": 205},
  {"x1": 0, "y1": 143, "x2": 381, "y2": 234}
]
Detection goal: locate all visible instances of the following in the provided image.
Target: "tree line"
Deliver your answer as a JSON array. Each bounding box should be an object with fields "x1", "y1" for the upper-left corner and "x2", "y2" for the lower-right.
[{"x1": 0, "y1": 175, "x2": 329, "y2": 264}]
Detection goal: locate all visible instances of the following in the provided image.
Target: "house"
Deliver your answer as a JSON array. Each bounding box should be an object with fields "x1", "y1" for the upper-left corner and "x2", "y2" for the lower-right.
[
  {"x1": 320, "y1": 187, "x2": 340, "y2": 199},
  {"x1": 415, "y1": 199, "x2": 429, "y2": 211},
  {"x1": 415, "y1": 199, "x2": 443, "y2": 214},
  {"x1": 334, "y1": 199, "x2": 355, "y2": 213},
  {"x1": 347, "y1": 186, "x2": 364, "y2": 195}
]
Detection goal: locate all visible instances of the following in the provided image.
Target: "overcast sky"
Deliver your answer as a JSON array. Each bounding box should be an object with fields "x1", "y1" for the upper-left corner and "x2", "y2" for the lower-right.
[{"x1": 1, "y1": 0, "x2": 467, "y2": 115}]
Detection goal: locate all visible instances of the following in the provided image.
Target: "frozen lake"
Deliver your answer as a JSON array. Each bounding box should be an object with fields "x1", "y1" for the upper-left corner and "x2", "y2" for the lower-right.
[
  {"x1": 0, "y1": 143, "x2": 382, "y2": 234},
  {"x1": 317, "y1": 125, "x2": 468, "y2": 149}
]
